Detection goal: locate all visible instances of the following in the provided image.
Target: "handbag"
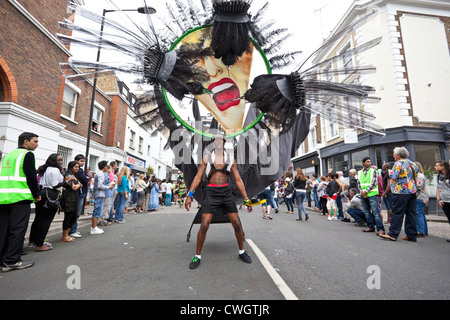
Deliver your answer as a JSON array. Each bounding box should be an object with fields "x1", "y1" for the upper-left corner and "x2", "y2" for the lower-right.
[{"x1": 43, "y1": 187, "x2": 62, "y2": 210}]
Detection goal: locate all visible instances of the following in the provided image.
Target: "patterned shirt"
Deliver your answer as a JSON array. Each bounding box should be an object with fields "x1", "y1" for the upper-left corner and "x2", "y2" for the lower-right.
[{"x1": 389, "y1": 159, "x2": 418, "y2": 194}]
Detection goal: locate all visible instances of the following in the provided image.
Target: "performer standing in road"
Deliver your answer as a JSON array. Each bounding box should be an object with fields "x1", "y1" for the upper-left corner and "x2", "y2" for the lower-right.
[{"x1": 185, "y1": 133, "x2": 253, "y2": 269}]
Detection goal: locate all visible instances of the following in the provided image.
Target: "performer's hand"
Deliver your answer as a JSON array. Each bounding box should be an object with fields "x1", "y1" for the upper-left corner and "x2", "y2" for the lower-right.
[
  {"x1": 185, "y1": 196, "x2": 192, "y2": 211},
  {"x1": 244, "y1": 199, "x2": 252, "y2": 212}
]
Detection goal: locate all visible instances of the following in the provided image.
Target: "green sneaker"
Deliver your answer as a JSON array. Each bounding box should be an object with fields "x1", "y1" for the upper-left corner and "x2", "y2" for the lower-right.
[{"x1": 189, "y1": 256, "x2": 201, "y2": 269}]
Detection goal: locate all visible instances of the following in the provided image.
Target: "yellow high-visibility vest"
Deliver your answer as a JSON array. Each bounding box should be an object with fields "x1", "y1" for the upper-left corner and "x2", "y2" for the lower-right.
[
  {"x1": 0, "y1": 148, "x2": 35, "y2": 204},
  {"x1": 358, "y1": 168, "x2": 379, "y2": 197}
]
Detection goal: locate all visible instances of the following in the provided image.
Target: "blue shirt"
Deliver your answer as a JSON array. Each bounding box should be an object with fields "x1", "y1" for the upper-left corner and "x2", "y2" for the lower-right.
[
  {"x1": 117, "y1": 176, "x2": 130, "y2": 193},
  {"x1": 104, "y1": 172, "x2": 111, "y2": 197}
]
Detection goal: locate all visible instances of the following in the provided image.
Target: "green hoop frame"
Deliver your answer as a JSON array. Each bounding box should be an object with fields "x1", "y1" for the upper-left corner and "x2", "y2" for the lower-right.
[{"x1": 161, "y1": 24, "x2": 272, "y2": 139}]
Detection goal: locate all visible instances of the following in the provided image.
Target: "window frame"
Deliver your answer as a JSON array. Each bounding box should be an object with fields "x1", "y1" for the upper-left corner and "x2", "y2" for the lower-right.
[
  {"x1": 61, "y1": 81, "x2": 80, "y2": 121},
  {"x1": 91, "y1": 101, "x2": 104, "y2": 134},
  {"x1": 138, "y1": 136, "x2": 144, "y2": 154},
  {"x1": 129, "y1": 130, "x2": 136, "y2": 149},
  {"x1": 340, "y1": 42, "x2": 354, "y2": 70}
]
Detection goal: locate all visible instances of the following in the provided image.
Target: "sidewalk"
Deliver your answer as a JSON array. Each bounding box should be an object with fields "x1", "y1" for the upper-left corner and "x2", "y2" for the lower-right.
[
  {"x1": 301, "y1": 204, "x2": 449, "y2": 223},
  {"x1": 26, "y1": 203, "x2": 139, "y2": 239},
  {"x1": 299, "y1": 202, "x2": 450, "y2": 239}
]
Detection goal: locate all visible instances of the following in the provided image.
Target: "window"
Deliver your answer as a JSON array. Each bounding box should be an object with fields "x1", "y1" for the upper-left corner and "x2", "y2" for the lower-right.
[
  {"x1": 342, "y1": 96, "x2": 359, "y2": 129},
  {"x1": 326, "y1": 109, "x2": 339, "y2": 140},
  {"x1": 129, "y1": 130, "x2": 135, "y2": 149},
  {"x1": 129, "y1": 95, "x2": 136, "y2": 108},
  {"x1": 89, "y1": 155, "x2": 98, "y2": 172},
  {"x1": 309, "y1": 126, "x2": 317, "y2": 149},
  {"x1": 0, "y1": 79, "x2": 4, "y2": 102},
  {"x1": 323, "y1": 63, "x2": 333, "y2": 82},
  {"x1": 147, "y1": 145, "x2": 151, "y2": 156},
  {"x1": 57, "y1": 145, "x2": 72, "y2": 169},
  {"x1": 61, "y1": 83, "x2": 80, "y2": 120},
  {"x1": 374, "y1": 147, "x2": 382, "y2": 169},
  {"x1": 330, "y1": 121, "x2": 339, "y2": 138},
  {"x1": 121, "y1": 85, "x2": 129, "y2": 100},
  {"x1": 91, "y1": 102, "x2": 104, "y2": 133},
  {"x1": 298, "y1": 142, "x2": 305, "y2": 155},
  {"x1": 386, "y1": 145, "x2": 396, "y2": 164},
  {"x1": 415, "y1": 143, "x2": 441, "y2": 170},
  {"x1": 341, "y1": 43, "x2": 353, "y2": 69},
  {"x1": 138, "y1": 136, "x2": 143, "y2": 153},
  {"x1": 351, "y1": 148, "x2": 369, "y2": 172},
  {"x1": 334, "y1": 154, "x2": 349, "y2": 176},
  {"x1": 327, "y1": 158, "x2": 333, "y2": 173}
]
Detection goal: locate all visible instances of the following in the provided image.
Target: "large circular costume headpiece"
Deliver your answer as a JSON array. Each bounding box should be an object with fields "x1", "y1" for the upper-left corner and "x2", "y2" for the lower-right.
[{"x1": 161, "y1": 24, "x2": 272, "y2": 139}]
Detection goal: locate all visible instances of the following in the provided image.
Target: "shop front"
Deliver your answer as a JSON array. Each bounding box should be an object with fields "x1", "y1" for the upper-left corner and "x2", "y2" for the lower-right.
[
  {"x1": 292, "y1": 151, "x2": 320, "y2": 178},
  {"x1": 125, "y1": 153, "x2": 147, "y2": 174},
  {"x1": 319, "y1": 125, "x2": 450, "y2": 213},
  {"x1": 320, "y1": 125, "x2": 449, "y2": 175}
]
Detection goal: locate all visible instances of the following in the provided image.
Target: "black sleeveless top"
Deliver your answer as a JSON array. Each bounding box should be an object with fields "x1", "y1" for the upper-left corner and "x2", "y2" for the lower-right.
[{"x1": 205, "y1": 151, "x2": 233, "y2": 183}]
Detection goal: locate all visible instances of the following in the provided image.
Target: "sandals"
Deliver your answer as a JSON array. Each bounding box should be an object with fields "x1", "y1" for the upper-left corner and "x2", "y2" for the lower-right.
[
  {"x1": 61, "y1": 236, "x2": 76, "y2": 242},
  {"x1": 35, "y1": 244, "x2": 53, "y2": 252}
]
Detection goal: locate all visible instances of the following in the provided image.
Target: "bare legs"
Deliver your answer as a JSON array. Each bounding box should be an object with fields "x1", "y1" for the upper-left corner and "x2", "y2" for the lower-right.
[{"x1": 196, "y1": 212, "x2": 244, "y2": 255}]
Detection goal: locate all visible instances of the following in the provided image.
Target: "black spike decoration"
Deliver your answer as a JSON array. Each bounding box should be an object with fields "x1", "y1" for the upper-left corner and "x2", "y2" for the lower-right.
[{"x1": 210, "y1": 0, "x2": 253, "y2": 66}]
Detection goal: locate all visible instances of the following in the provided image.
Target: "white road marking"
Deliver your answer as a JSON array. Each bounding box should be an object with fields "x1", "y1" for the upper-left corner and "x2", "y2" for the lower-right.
[{"x1": 247, "y1": 239, "x2": 299, "y2": 300}]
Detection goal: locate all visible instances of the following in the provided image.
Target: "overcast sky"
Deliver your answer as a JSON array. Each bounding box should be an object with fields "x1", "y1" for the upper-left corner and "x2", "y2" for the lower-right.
[{"x1": 73, "y1": 0, "x2": 355, "y2": 89}]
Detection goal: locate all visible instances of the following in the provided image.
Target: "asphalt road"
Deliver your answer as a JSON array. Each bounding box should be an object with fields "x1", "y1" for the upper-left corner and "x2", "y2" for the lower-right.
[{"x1": 1, "y1": 203, "x2": 449, "y2": 302}]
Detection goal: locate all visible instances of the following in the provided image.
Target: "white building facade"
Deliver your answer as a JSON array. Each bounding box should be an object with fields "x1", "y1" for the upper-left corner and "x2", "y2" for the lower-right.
[
  {"x1": 293, "y1": 0, "x2": 450, "y2": 173},
  {"x1": 292, "y1": 0, "x2": 450, "y2": 211},
  {"x1": 124, "y1": 85, "x2": 174, "y2": 180}
]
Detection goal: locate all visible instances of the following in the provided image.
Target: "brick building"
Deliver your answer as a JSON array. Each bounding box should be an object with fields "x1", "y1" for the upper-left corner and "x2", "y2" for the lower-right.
[{"x1": 0, "y1": 0, "x2": 128, "y2": 169}]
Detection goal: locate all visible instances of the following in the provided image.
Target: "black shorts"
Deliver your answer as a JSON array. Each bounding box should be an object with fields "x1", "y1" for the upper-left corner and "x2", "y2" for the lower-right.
[{"x1": 202, "y1": 186, "x2": 237, "y2": 215}]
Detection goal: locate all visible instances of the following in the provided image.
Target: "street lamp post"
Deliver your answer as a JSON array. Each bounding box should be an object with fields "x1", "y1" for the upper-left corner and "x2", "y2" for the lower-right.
[{"x1": 84, "y1": 6, "x2": 156, "y2": 173}]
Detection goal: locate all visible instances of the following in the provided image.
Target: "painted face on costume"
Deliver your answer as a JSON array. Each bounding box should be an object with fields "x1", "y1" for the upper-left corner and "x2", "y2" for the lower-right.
[{"x1": 181, "y1": 28, "x2": 254, "y2": 134}]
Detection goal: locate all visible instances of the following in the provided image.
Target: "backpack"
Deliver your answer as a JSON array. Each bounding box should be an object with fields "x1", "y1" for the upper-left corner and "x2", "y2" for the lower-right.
[{"x1": 285, "y1": 182, "x2": 294, "y2": 196}]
